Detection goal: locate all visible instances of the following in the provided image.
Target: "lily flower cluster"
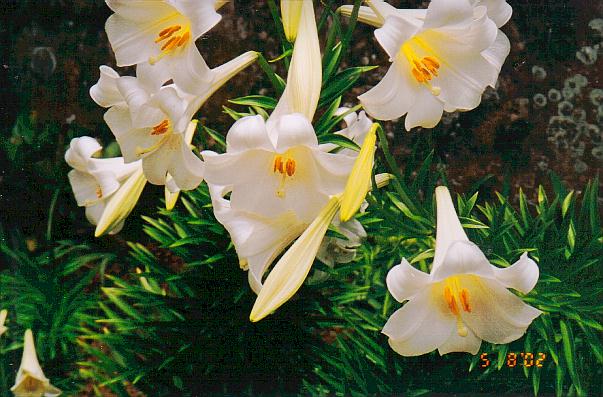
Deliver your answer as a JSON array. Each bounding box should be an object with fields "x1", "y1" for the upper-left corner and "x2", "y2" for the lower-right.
[
  {"x1": 66, "y1": 0, "x2": 258, "y2": 235},
  {"x1": 64, "y1": 0, "x2": 542, "y2": 359}
]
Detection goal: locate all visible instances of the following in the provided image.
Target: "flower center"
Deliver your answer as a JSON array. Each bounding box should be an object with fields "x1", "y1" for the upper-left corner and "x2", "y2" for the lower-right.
[
  {"x1": 135, "y1": 119, "x2": 172, "y2": 157},
  {"x1": 150, "y1": 24, "x2": 191, "y2": 65},
  {"x1": 151, "y1": 119, "x2": 170, "y2": 135},
  {"x1": 400, "y1": 36, "x2": 442, "y2": 96},
  {"x1": 272, "y1": 154, "x2": 296, "y2": 198},
  {"x1": 443, "y1": 276, "x2": 471, "y2": 337}
]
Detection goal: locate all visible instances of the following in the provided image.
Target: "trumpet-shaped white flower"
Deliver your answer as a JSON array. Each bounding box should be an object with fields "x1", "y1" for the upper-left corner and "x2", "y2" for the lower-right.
[
  {"x1": 11, "y1": 330, "x2": 61, "y2": 397},
  {"x1": 0, "y1": 309, "x2": 7, "y2": 337},
  {"x1": 91, "y1": 66, "x2": 204, "y2": 189},
  {"x1": 350, "y1": 0, "x2": 509, "y2": 129},
  {"x1": 203, "y1": 114, "x2": 356, "y2": 291},
  {"x1": 65, "y1": 136, "x2": 144, "y2": 236},
  {"x1": 105, "y1": 0, "x2": 246, "y2": 93},
  {"x1": 383, "y1": 186, "x2": 541, "y2": 356}
]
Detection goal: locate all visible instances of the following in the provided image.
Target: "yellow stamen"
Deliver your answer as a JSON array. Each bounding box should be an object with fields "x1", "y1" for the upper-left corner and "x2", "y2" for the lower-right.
[
  {"x1": 442, "y1": 276, "x2": 472, "y2": 337},
  {"x1": 272, "y1": 154, "x2": 297, "y2": 198},
  {"x1": 400, "y1": 38, "x2": 442, "y2": 95},
  {"x1": 96, "y1": 186, "x2": 103, "y2": 198},
  {"x1": 150, "y1": 24, "x2": 191, "y2": 65},
  {"x1": 151, "y1": 119, "x2": 170, "y2": 136}
]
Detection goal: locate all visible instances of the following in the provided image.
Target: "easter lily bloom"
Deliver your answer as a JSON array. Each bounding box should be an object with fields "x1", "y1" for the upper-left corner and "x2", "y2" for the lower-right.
[
  {"x1": 105, "y1": 0, "x2": 255, "y2": 93},
  {"x1": 0, "y1": 309, "x2": 7, "y2": 337},
  {"x1": 11, "y1": 330, "x2": 61, "y2": 397},
  {"x1": 91, "y1": 66, "x2": 204, "y2": 190},
  {"x1": 66, "y1": 136, "x2": 144, "y2": 236},
  {"x1": 383, "y1": 186, "x2": 541, "y2": 356},
  {"x1": 203, "y1": 114, "x2": 356, "y2": 291},
  {"x1": 346, "y1": 0, "x2": 508, "y2": 129}
]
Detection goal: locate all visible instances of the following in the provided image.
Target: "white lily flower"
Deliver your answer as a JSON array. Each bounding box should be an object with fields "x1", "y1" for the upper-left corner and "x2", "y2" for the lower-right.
[
  {"x1": 104, "y1": 0, "x2": 255, "y2": 93},
  {"x1": 346, "y1": 0, "x2": 509, "y2": 129},
  {"x1": 383, "y1": 186, "x2": 541, "y2": 356},
  {"x1": 11, "y1": 330, "x2": 61, "y2": 397},
  {"x1": 91, "y1": 66, "x2": 204, "y2": 190},
  {"x1": 65, "y1": 136, "x2": 144, "y2": 236},
  {"x1": 203, "y1": 114, "x2": 356, "y2": 292},
  {"x1": 0, "y1": 309, "x2": 7, "y2": 337}
]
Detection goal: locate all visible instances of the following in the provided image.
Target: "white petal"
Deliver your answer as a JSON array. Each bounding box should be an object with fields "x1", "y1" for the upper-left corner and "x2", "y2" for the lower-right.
[
  {"x1": 225, "y1": 115, "x2": 274, "y2": 153},
  {"x1": 64, "y1": 136, "x2": 102, "y2": 171},
  {"x1": 105, "y1": 0, "x2": 175, "y2": 22},
  {"x1": 170, "y1": 0, "x2": 222, "y2": 39},
  {"x1": 85, "y1": 201, "x2": 105, "y2": 225},
  {"x1": 88, "y1": 157, "x2": 140, "y2": 181},
  {"x1": 359, "y1": 61, "x2": 418, "y2": 121},
  {"x1": 105, "y1": 13, "x2": 163, "y2": 67},
  {"x1": 481, "y1": 30, "x2": 510, "y2": 86},
  {"x1": 492, "y1": 253, "x2": 539, "y2": 294},
  {"x1": 168, "y1": 136, "x2": 205, "y2": 190},
  {"x1": 432, "y1": 186, "x2": 469, "y2": 271},
  {"x1": 151, "y1": 86, "x2": 189, "y2": 132},
  {"x1": 386, "y1": 258, "x2": 431, "y2": 302},
  {"x1": 438, "y1": 325, "x2": 482, "y2": 355},
  {"x1": 179, "y1": 50, "x2": 257, "y2": 98},
  {"x1": 268, "y1": 113, "x2": 318, "y2": 152},
  {"x1": 104, "y1": 107, "x2": 162, "y2": 163},
  {"x1": 479, "y1": 0, "x2": 512, "y2": 28},
  {"x1": 431, "y1": 240, "x2": 495, "y2": 282},
  {"x1": 202, "y1": 149, "x2": 274, "y2": 189},
  {"x1": 311, "y1": 149, "x2": 356, "y2": 196},
  {"x1": 136, "y1": 58, "x2": 173, "y2": 93},
  {"x1": 383, "y1": 291, "x2": 454, "y2": 356},
  {"x1": 141, "y1": 141, "x2": 174, "y2": 185},
  {"x1": 90, "y1": 65, "x2": 124, "y2": 108},
  {"x1": 68, "y1": 170, "x2": 104, "y2": 206},
  {"x1": 423, "y1": 0, "x2": 475, "y2": 30},
  {"x1": 461, "y1": 277, "x2": 542, "y2": 344},
  {"x1": 375, "y1": 15, "x2": 420, "y2": 59},
  {"x1": 115, "y1": 77, "x2": 159, "y2": 125},
  {"x1": 404, "y1": 85, "x2": 445, "y2": 130}
]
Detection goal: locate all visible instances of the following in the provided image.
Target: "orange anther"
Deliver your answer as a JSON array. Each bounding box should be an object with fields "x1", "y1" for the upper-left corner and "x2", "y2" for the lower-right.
[
  {"x1": 273, "y1": 156, "x2": 284, "y2": 173},
  {"x1": 444, "y1": 286, "x2": 459, "y2": 316},
  {"x1": 177, "y1": 31, "x2": 191, "y2": 47},
  {"x1": 96, "y1": 186, "x2": 103, "y2": 198},
  {"x1": 460, "y1": 289, "x2": 471, "y2": 312},
  {"x1": 161, "y1": 37, "x2": 179, "y2": 51},
  {"x1": 412, "y1": 68, "x2": 426, "y2": 83},
  {"x1": 423, "y1": 56, "x2": 440, "y2": 70},
  {"x1": 285, "y1": 159, "x2": 296, "y2": 176}
]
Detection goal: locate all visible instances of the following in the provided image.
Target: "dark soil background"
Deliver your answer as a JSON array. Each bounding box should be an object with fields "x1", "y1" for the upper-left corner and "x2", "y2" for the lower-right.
[{"x1": 0, "y1": 0, "x2": 601, "y2": 236}]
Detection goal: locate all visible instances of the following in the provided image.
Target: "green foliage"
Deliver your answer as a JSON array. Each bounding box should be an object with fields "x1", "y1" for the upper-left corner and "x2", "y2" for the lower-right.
[{"x1": 0, "y1": 229, "x2": 114, "y2": 396}]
